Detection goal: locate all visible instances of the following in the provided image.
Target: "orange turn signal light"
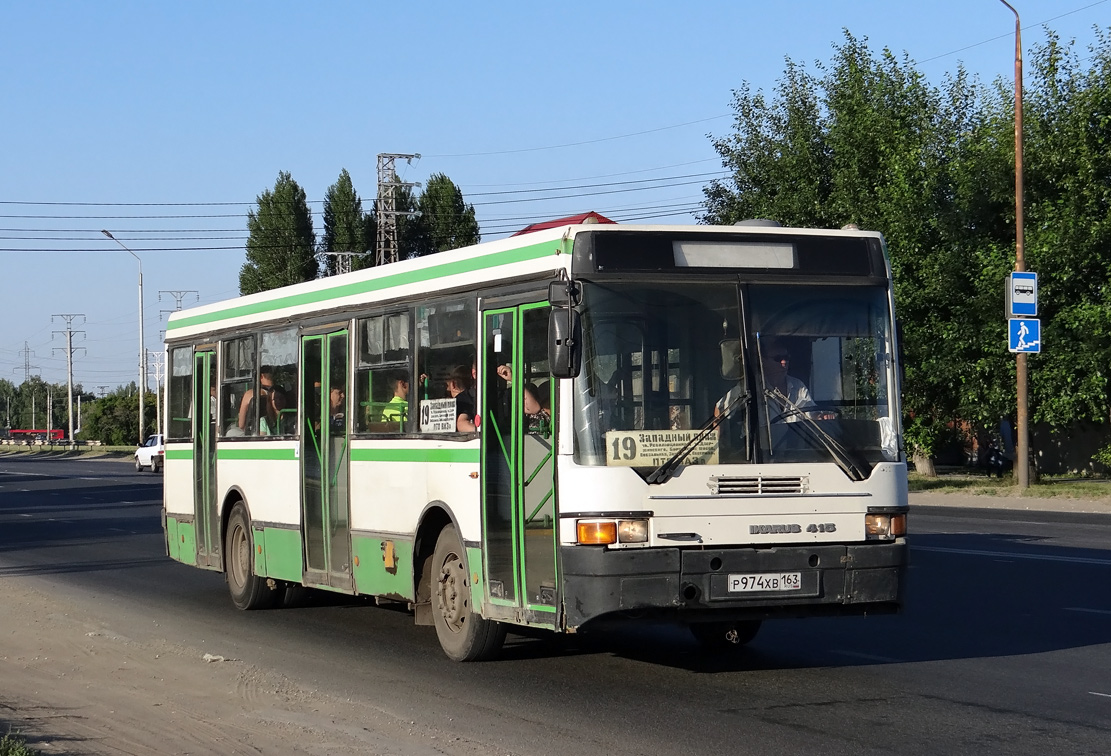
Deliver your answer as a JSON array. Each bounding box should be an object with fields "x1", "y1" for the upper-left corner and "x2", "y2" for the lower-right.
[{"x1": 577, "y1": 520, "x2": 617, "y2": 545}]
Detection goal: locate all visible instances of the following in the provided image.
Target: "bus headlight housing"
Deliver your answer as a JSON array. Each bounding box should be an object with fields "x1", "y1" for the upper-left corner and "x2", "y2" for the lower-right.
[
  {"x1": 577, "y1": 518, "x2": 649, "y2": 546},
  {"x1": 865, "y1": 512, "x2": 907, "y2": 540}
]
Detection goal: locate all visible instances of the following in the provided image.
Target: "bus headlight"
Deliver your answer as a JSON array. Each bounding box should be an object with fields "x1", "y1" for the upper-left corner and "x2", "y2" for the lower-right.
[
  {"x1": 865, "y1": 512, "x2": 907, "y2": 540},
  {"x1": 617, "y1": 519, "x2": 648, "y2": 543},
  {"x1": 576, "y1": 519, "x2": 649, "y2": 546}
]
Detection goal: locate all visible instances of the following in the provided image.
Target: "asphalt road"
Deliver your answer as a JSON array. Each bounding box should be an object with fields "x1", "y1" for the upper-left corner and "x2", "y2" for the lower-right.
[{"x1": 1, "y1": 455, "x2": 1109, "y2": 755}]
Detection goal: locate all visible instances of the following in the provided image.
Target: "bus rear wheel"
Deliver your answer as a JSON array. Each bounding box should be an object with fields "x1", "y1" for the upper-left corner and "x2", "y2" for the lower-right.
[
  {"x1": 432, "y1": 526, "x2": 505, "y2": 662},
  {"x1": 689, "y1": 620, "x2": 762, "y2": 651},
  {"x1": 225, "y1": 503, "x2": 278, "y2": 610}
]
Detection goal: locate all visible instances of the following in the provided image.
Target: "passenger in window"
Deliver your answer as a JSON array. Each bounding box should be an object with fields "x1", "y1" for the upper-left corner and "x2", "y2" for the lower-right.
[
  {"x1": 237, "y1": 369, "x2": 276, "y2": 434},
  {"x1": 447, "y1": 364, "x2": 476, "y2": 432},
  {"x1": 260, "y1": 384, "x2": 288, "y2": 436},
  {"x1": 523, "y1": 382, "x2": 550, "y2": 434},
  {"x1": 329, "y1": 383, "x2": 346, "y2": 432},
  {"x1": 380, "y1": 371, "x2": 409, "y2": 423}
]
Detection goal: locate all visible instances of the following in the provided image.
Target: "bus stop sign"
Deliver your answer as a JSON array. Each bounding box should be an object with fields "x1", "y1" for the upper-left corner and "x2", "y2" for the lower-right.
[{"x1": 1008, "y1": 271, "x2": 1037, "y2": 316}]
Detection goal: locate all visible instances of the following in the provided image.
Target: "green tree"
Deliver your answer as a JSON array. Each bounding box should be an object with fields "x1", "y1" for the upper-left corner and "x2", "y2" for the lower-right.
[
  {"x1": 0, "y1": 378, "x2": 15, "y2": 429},
  {"x1": 415, "y1": 173, "x2": 480, "y2": 256},
  {"x1": 703, "y1": 32, "x2": 998, "y2": 471},
  {"x1": 240, "y1": 171, "x2": 318, "y2": 294},
  {"x1": 77, "y1": 384, "x2": 156, "y2": 445},
  {"x1": 705, "y1": 27, "x2": 1111, "y2": 473},
  {"x1": 322, "y1": 168, "x2": 371, "y2": 275},
  {"x1": 1021, "y1": 31, "x2": 1111, "y2": 429},
  {"x1": 392, "y1": 184, "x2": 423, "y2": 260}
]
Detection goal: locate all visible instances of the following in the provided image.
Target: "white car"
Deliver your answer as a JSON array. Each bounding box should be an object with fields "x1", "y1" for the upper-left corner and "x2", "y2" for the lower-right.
[{"x1": 135, "y1": 434, "x2": 164, "y2": 473}]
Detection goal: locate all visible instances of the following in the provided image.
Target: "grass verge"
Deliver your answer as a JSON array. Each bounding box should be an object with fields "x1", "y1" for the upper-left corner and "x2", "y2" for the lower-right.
[{"x1": 909, "y1": 471, "x2": 1111, "y2": 500}]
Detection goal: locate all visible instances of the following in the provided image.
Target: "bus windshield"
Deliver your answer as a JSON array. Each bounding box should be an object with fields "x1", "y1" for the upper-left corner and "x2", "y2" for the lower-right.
[{"x1": 572, "y1": 280, "x2": 898, "y2": 475}]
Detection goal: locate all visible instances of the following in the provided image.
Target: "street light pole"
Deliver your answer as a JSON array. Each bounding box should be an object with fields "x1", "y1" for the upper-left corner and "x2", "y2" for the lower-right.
[
  {"x1": 102, "y1": 229, "x2": 146, "y2": 445},
  {"x1": 998, "y1": 0, "x2": 1029, "y2": 489}
]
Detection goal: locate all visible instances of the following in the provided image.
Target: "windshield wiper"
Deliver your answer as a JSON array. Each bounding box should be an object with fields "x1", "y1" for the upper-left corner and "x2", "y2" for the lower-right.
[
  {"x1": 764, "y1": 389, "x2": 867, "y2": 482},
  {"x1": 646, "y1": 391, "x2": 750, "y2": 485}
]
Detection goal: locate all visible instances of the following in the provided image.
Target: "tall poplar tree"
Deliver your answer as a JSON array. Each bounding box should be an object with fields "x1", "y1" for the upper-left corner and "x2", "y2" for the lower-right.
[
  {"x1": 240, "y1": 171, "x2": 318, "y2": 295},
  {"x1": 322, "y1": 169, "x2": 370, "y2": 275},
  {"x1": 412, "y1": 173, "x2": 480, "y2": 257}
]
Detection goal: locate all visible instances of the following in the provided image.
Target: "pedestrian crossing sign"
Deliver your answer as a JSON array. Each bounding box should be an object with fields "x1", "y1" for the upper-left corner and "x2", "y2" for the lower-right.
[{"x1": 1008, "y1": 318, "x2": 1041, "y2": 353}]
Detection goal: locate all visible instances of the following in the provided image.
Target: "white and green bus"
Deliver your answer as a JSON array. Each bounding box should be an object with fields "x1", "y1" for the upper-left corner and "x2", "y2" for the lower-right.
[{"x1": 162, "y1": 221, "x2": 908, "y2": 661}]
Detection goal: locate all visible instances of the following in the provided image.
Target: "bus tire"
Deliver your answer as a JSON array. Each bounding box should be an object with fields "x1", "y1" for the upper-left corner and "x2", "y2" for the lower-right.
[
  {"x1": 432, "y1": 525, "x2": 505, "y2": 662},
  {"x1": 689, "y1": 620, "x2": 762, "y2": 651},
  {"x1": 225, "y1": 503, "x2": 278, "y2": 610}
]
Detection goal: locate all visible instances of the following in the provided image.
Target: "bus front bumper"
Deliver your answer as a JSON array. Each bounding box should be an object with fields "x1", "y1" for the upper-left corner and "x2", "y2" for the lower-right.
[{"x1": 559, "y1": 541, "x2": 906, "y2": 630}]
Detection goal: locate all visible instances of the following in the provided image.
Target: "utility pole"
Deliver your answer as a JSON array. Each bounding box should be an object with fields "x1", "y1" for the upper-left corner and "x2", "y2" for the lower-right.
[
  {"x1": 52, "y1": 314, "x2": 86, "y2": 444},
  {"x1": 999, "y1": 0, "x2": 1030, "y2": 489},
  {"x1": 375, "y1": 153, "x2": 421, "y2": 266},
  {"x1": 147, "y1": 349, "x2": 165, "y2": 436},
  {"x1": 159, "y1": 290, "x2": 198, "y2": 320}
]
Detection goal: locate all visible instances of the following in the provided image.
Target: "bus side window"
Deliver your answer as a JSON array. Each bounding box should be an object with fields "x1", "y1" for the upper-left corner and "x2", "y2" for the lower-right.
[
  {"x1": 221, "y1": 335, "x2": 255, "y2": 437},
  {"x1": 355, "y1": 312, "x2": 411, "y2": 434},
  {"x1": 416, "y1": 298, "x2": 476, "y2": 434}
]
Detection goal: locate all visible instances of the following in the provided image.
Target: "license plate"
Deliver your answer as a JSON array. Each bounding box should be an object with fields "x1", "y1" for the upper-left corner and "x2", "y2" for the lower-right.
[{"x1": 727, "y1": 572, "x2": 802, "y2": 592}]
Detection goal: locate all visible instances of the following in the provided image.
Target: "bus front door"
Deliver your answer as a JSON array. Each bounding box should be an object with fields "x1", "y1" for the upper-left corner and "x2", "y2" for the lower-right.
[
  {"x1": 192, "y1": 349, "x2": 220, "y2": 569},
  {"x1": 300, "y1": 330, "x2": 352, "y2": 590},
  {"x1": 481, "y1": 304, "x2": 557, "y2": 623}
]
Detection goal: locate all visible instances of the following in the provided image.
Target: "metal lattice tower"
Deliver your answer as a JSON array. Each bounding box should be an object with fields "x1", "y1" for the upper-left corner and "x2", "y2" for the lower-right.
[
  {"x1": 15, "y1": 342, "x2": 39, "y2": 383},
  {"x1": 375, "y1": 153, "x2": 421, "y2": 266},
  {"x1": 321, "y1": 251, "x2": 358, "y2": 276}
]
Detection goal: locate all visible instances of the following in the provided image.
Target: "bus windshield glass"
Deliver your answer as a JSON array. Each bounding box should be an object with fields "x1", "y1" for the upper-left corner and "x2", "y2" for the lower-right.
[{"x1": 572, "y1": 280, "x2": 898, "y2": 475}]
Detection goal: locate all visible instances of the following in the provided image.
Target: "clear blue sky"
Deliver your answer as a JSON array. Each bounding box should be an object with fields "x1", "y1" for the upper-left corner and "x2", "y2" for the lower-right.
[{"x1": 1, "y1": 1, "x2": 1107, "y2": 393}]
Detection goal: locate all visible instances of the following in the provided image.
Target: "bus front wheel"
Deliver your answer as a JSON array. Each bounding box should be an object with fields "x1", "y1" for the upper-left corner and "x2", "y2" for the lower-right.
[
  {"x1": 432, "y1": 526, "x2": 505, "y2": 662},
  {"x1": 225, "y1": 503, "x2": 279, "y2": 610}
]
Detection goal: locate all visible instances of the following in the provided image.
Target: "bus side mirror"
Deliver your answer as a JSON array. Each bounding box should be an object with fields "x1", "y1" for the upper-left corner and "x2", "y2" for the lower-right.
[{"x1": 548, "y1": 308, "x2": 582, "y2": 379}]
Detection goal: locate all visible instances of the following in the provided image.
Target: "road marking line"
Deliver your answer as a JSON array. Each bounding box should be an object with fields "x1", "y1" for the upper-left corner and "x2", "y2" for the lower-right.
[
  {"x1": 830, "y1": 650, "x2": 903, "y2": 663},
  {"x1": 1065, "y1": 608, "x2": 1111, "y2": 616},
  {"x1": 1090, "y1": 692, "x2": 1111, "y2": 698},
  {"x1": 915, "y1": 546, "x2": 1111, "y2": 566}
]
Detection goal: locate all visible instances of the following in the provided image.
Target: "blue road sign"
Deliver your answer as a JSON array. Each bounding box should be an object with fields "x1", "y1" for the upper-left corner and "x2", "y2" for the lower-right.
[
  {"x1": 1008, "y1": 318, "x2": 1041, "y2": 353},
  {"x1": 1009, "y1": 271, "x2": 1037, "y2": 316}
]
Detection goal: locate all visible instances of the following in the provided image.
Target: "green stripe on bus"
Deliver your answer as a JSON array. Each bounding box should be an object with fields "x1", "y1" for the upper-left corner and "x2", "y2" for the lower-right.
[
  {"x1": 168, "y1": 240, "x2": 563, "y2": 331},
  {"x1": 217, "y1": 447, "x2": 298, "y2": 461},
  {"x1": 350, "y1": 448, "x2": 479, "y2": 464},
  {"x1": 165, "y1": 449, "x2": 193, "y2": 460}
]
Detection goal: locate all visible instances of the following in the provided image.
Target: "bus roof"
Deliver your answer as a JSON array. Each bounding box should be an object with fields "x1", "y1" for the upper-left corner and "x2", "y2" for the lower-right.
[{"x1": 165, "y1": 223, "x2": 884, "y2": 341}]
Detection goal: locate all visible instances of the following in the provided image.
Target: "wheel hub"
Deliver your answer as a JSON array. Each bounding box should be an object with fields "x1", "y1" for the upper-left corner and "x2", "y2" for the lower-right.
[{"x1": 437, "y1": 556, "x2": 464, "y2": 628}]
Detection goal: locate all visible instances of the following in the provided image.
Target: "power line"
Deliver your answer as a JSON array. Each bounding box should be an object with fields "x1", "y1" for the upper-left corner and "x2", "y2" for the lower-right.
[
  {"x1": 917, "y1": 0, "x2": 1109, "y2": 65},
  {"x1": 424, "y1": 115, "x2": 730, "y2": 158},
  {"x1": 0, "y1": 171, "x2": 726, "y2": 221}
]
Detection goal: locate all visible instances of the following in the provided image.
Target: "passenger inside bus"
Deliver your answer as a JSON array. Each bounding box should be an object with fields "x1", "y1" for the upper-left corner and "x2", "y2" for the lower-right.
[
  {"x1": 446, "y1": 364, "x2": 476, "y2": 432},
  {"x1": 380, "y1": 371, "x2": 409, "y2": 423},
  {"x1": 523, "y1": 382, "x2": 550, "y2": 434}
]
